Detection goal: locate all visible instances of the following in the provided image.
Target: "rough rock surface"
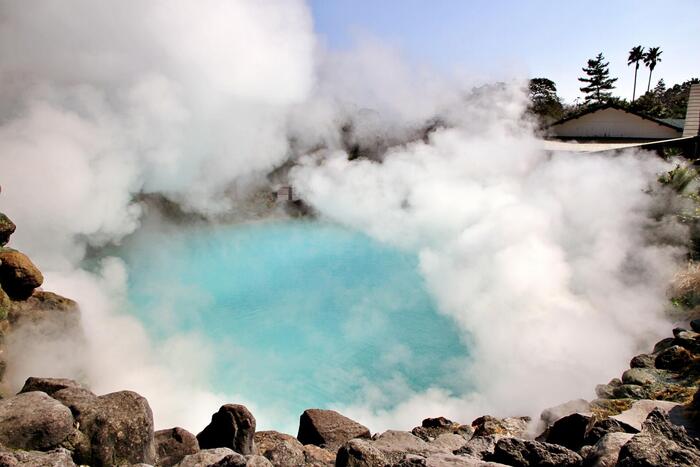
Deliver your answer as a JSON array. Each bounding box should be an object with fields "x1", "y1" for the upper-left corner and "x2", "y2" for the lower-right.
[
  {"x1": 0, "y1": 249, "x2": 43, "y2": 299},
  {"x1": 0, "y1": 447, "x2": 76, "y2": 467},
  {"x1": 654, "y1": 345, "x2": 694, "y2": 370},
  {"x1": 471, "y1": 416, "x2": 530, "y2": 439},
  {"x1": 542, "y1": 412, "x2": 592, "y2": 451},
  {"x1": 610, "y1": 399, "x2": 680, "y2": 431},
  {"x1": 155, "y1": 427, "x2": 200, "y2": 467},
  {"x1": 616, "y1": 408, "x2": 700, "y2": 466},
  {"x1": 198, "y1": 404, "x2": 257, "y2": 455},
  {"x1": 336, "y1": 438, "x2": 386, "y2": 467},
  {"x1": 19, "y1": 376, "x2": 83, "y2": 395},
  {"x1": 0, "y1": 213, "x2": 15, "y2": 247},
  {"x1": 486, "y1": 437, "x2": 582, "y2": 467},
  {"x1": 581, "y1": 432, "x2": 633, "y2": 467},
  {"x1": 254, "y1": 431, "x2": 304, "y2": 467},
  {"x1": 0, "y1": 391, "x2": 74, "y2": 450},
  {"x1": 395, "y1": 453, "x2": 510, "y2": 466},
  {"x1": 412, "y1": 417, "x2": 473, "y2": 442},
  {"x1": 174, "y1": 447, "x2": 237, "y2": 467},
  {"x1": 372, "y1": 430, "x2": 443, "y2": 463},
  {"x1": 51, "y1": 387, "x2": 99, "y2": 417},
  {"x1": 453, "y1": 435, "x2": 499, "y2": 459},
  {"x1": 540, "y1": 400, "x2": 591, "y2": 428},
  {"x1": 297, "y1": 409, "x2": 370, "y2": 452},
  {"x1": 301, "y1": 444, "x2": 335, "y2": 466}
]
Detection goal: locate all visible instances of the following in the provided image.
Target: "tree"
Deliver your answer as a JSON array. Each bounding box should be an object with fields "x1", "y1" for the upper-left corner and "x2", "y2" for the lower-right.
[
  {"x1": 528, "y1": 78, "x2": 564, "y2": 124},
  {"x1": 578, "y1": 53, "x2": 618, "y2": 105},
  {"x1": 643, "y1": 46, "x2": 663, "y2": 93},
  {"x1": 627, "y1": 45, "x2": 645, "y2": 101},
  {"x1": 632, "y1": 77, "x2": 699, "y2": 119}
]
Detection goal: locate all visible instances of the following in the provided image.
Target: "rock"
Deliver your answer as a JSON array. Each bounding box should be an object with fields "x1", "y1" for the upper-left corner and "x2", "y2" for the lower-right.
[
  {"x1": 0, "y1": 214, "x2": 15, "y2": 247},
  {"x1": 77, "y1": 390, "x2": 156, "y2": 466},
  {"x1": 395, "y1": 453, "x2": 510, "y2": 466},
  {"x1": 0, "y1": 286, "x2": 10, "y2": 320},
  {"x1": 486, "y1": 437, "x2": 582, "y2": 467},
  {"x1": 610, "y1": 399, "x2": 680, "y2": 431},
  {"x1": 581, "y1": 432, "x2": 633, "y2": 467},
  {"x1": 690, "y1": 319, "x2": 700, "y2": 333},
  {"x1": 616, "y1": 409, "x2": 700, "y2": 466},
  {"x1": 581, "y1": 418, "x2": 633, "y2": 446},
  {"x1": 429, "y1": 433, "x2": 471, "y2": 453},
  {"x1": 652, "y1": 337, "x2": 675, "y2": 353},
  {"x1": 254, "y1": 431, "x2": 304, "y2": 467},
  {"x1": 673, "y1": 330, "x2": 700, "y2": 353},
  {"x1": 207, "y1": 453, "x2": 273, "y2": 467},
  {"x1": 543, "y1": 412, "x2": 592, "y2": 451},
  {"x1": 155, "y1": 427, "x2": 200, "y2": 467},
  {"x1": 197, "y1": 404, "x2": 257, "y2": 455},
  {"x1": 0, "y1": 249, "x2": 43, "y2": 299},
  {"x1": 471, "y1": 416, "x2": 530, "y2": 438},
  {"x1": 301, "y1": 444, "x2": 335, "y2": 467},
  {"x1": 7, "y1": 290, "x2": 79, "y2": 326},
  {"x1": 174, "y1": 448, "x2": 237, "y2": 467},
  {"x1": 453, "y1": 435, "x2": 499, "y2": 459},
  {"x1": 244, "y1": 456, "x2": 274, "y2": 467},
  {"x1": 654, "y1": 345, "x2": 693, "y2": 371},
  {"x1": 611, "y1": 384, "x2": 647, "y2": 400},
  {"x1": 540, "y1": 399, "x2": 591, "y2": 428},
  {"x1": 0, "y1": 447, "x2": 76, "y2": 467},
  {"x1": 19, "y1": 376, "x2": 83, "y2": 395},
  {"x1": 0, "y1": 391, "x2": 74, "y2": 450},
  {"x1": 412, "y1": 417, "x2": 473, "y2": 442},
  {"x1": 297, "y1": 409, "x2": 370, "y2": 452},
  {"x1": 336, "y1": 439, "x2": 386, "y2": 467},
  {"x1": 371, "y1": 430, "x2": 443, "y2": 464},
  {"x1": 620, "y1": 369, "x2": 657, "y2": 387},
  {"x1": 51, "y1": 387, "x2": 99, "y2": 417},
  {"x1": 629, "y1": 354, "x2": 655, "y2": 369}
]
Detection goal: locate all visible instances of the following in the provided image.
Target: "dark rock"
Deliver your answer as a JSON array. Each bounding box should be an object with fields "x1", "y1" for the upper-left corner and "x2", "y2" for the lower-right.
[
  {"x1": 336, "y1": 439, "x2": 386, "y2": 467},
  {"x1": 616, "y1": 409, "x2": 700, "y2": 466},
  {"x1": 582, "y1": 418, "x2": 633, "y2": 446},
  {"x1": 652, "y1": 337, "x2": 675, "y2": 353},
  {"x1": 471, "y1": 416, "x2": 530, "y2": 438},
  {"x1": 301, "y1": 444, "x2": 335, "y2": 466},
  {"x1": 254, "y1": 431, "x2": 304, "y2": 467},
  {"x1": 654, "y1": 345, "x2": 693, "y2": 371},
  {"x1": 0, "y1": 249, "x2": 43, "y2": 299},
  {"x1": 629, "y1": 354, "x2": 655, "y2": 369},
  {"x1": 673, "y1": 330, "x2": 700, "y2": 353},
  {"x1": 19, "y1": 376, "x2": 83, "y2": 395},
  {"x1": 51, "y1": 387, "x2": 99, "y2": 418},
  {"x1": 297, "y1": 409, "x2": 370, "y2": 452},
  {"x1": 174, "y1": 448, "x2": 237, "y2": 467},
  {"x1": 486, "y1": 437, "x2": 582, "y2": 467},
  {"x1": 540, "y1": 400, "x2": 591, "y2": 428},
  {"x1": 197, "y1": 404, "x2": 257, "y2": 455},
  {"x1": 453, "y1": 435, "x2": 499, "y2": 459},
  {"x1": 0, "y1": 391, "x2": 74, "y2": 450},
  {"x1": 611, "y1": 384, "x2": 647, "y2": 400},
  {"x1": 690, "y1": 319, "x2": 700, "y2": 333},
  {"x1": 155, "y1": 427, "x2": 200, "y2": 467},
  {"x1": 0, "y1": 286, "x2": 10, "y2": 320},
  {"x1": 77, "y1": 390, "x2": 156, "y2": 466},
  {"x1": 0, "y1": 214, "x2": 15, "y2": 247},
  {"x1": 621, "y1": 369, "x2": 657, "y2": 387},
  {"x1": 395, "y1": 453, "x2": 509, "y2": 465},
  {"x1": 581, "y1": 432, "x2": 633, "y2": 467},
  {"x1": 543, "y1": 412, "x2": 592, "y2": 451},
  {"x1": 0, "y1": 447, "x2": 76, "y2": 467},
  {"x1": 412, "y1": 417, "x2": 473, "y2": 442}
]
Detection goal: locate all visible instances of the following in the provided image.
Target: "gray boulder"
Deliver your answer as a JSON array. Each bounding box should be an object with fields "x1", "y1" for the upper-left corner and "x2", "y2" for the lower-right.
[
  {"x1": 372, "y1": 430, "x2": 443, "y2": 463},
  {"x1": 0, "y1": 447, "x2": 76, "y2": 467},
  {"x1": 486, "y1": 437, "x2": 582, "y2": 467},
  {"x1": 297, "y1": 409, "x2": 370, "y2": 452},
  {"x1": 453, "y1": 435, "x2": 500, "y2": 459},
  {"x1": 629, "y1": 354, "x2": 655, "y2": 369},
  {"x1": 540, "y1": 400, "x2": 591, "y2": 428},
  {"x1": 336, "y1": 439, "x2": 386, "y2": 467},
  {"x1": 301, "y1": 444, "x2": 335, "y2": 466},
  {"x1": 0, "y1": 213, "x2": 15, "y2": 247},
  {"x1": 0, "y1": 391, "x2": 74, "y2": 450},
  {"x1": 620, "y1": 369, "x2": 657, "y2": 387},
  {"x1": 471, "y1": 416, "x2": 530, "y2": 439},
  {"x1": 197, "y1": 404, "x2": 257, "y2": 455},
  {"x1": 254, "y1": 431, "x2": 304, "y2": 467},
  {"x1": 155, "y1": 427, "x2": 200, "y2": 467},
  {"x1": 174, "y1": 448, "x2": 237, "y2": 467},
  {"x1": 19, "y1": 377, "x2": 83, "y2": 395},
  {"x1": 581, "y1": 432, "x2": 633, "y2": 467},
  {"x1": 51, "y1": 387, "x2": 99, "y2": 418}
]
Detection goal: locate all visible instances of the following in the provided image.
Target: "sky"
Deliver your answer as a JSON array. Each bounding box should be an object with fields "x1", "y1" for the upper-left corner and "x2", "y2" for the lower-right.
[{"x1": 310, "y1": 0, "x2": 700, "y2": 104}]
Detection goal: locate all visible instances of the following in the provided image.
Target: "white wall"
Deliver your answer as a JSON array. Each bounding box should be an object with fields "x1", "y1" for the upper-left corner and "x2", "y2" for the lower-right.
[{"x1": 552, "y1": 108, "x2": 681, "y2": 139}]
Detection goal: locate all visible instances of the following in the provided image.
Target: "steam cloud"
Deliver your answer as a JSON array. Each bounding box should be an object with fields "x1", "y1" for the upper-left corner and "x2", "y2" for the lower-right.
[{"x1": 0, "y1": 0, "x2": 686, "y2": 433}]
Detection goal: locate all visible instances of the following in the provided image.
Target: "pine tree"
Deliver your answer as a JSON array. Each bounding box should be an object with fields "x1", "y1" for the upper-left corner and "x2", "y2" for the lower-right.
[{"x1": 578, "y1": 53, "x2": 618, "y2": 105}]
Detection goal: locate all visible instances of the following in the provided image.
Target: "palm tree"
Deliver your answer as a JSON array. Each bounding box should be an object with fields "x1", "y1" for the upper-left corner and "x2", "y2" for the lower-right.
[
  {"x1": 627, "y1": 45, "x2": 644, "y2": 101},
  {"x1": 643, "y1": 47, "x2": 663, "y2": 93}
]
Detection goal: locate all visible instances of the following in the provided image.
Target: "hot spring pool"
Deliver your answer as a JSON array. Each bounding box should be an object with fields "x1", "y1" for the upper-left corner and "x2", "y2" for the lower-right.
[{"x1": 118, "y1": 220, "x2": 470, "y2": 429}]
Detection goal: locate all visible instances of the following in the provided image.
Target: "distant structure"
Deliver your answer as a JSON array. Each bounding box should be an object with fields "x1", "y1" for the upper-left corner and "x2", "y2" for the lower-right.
[
  {"x1": 683, "y1": 84, "x2": 700, "y2": 137},
  {"x1": 275, "y1": 186, "x2": 296, "y2": 203}
]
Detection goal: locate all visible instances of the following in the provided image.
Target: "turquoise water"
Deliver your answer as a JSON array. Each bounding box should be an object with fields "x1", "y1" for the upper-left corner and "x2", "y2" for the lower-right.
[{"x1": 118, "y1": 220, "x2": 469, "y2": 427}]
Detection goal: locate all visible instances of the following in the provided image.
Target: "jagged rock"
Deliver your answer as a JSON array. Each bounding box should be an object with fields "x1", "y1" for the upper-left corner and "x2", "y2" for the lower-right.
[
  {"x1": 155, "y1": 427, "x2": 200, "y2": 467},
  {"x1": 611, "y1": 399, "x2": 680, "y2": 432},
  {"x1": 453, "y1": 435, "x2": 499, "y2": 459},
  {"x1": 76, "y1": 390, "x2": 156, "y2": 466},
  {"x1": 19, "y1": 377, "x2": 83, "y2": 395},
  {"x1": 0, "y1": 447, "x2": 76, "y2": 467},
  {"x1": 616, "y1": 409, "x2": 700, "y2": 466},
  {"x1": 0, "y1": 391, "x2": 74, "y2": 450},
  {"x1": 301, "y1": 444, "x2": 335, "y2": 466},
  {"x1": 297, "y1": 409, "x2": 370, "y2": 452},
  {"x1": 654, "y1": 345, "x2": 693, "y2": 371},
  {"x1": 51, "y1": 387, "x2": 99, "y2": 418},
  {"x1": 0, "y1": 214, "x2": 15, "y2": 247},
  {"x1": 371, "y1": 430, "x2": 443, "y2": 464},
  {"x1": 174, "y1": 448, "x2": 237, "y2": 467},
  {"x1": 629, "y1": 354, "x2": 655, "y2": 369},
  {"x1": 620, "y1": 369, "x2": 657, "y2": 387},
  {"x1": 429, "y1": 433, "x2": 471, "y2": 452},
  {"x1": 486, "y1": 437, "x2": 582, "y2": 467},
  {"x1": 652, "y1": 337, "x2": 675, "y2": 353},
  {"x1": 581, "y1": 432, "x2": 633, "y2": 467},
  {"x1": 7, "y1": 290, "x2": 79, "y2": 326},
  {"x1": 581, "y1": 418, "x2": 633, "y2": 446},
  {"x1": 611, "y1": 384, "x2": 647, "y2": 400},
  {"x1": 208, "y1": 454, "x2": 273, "y2": 467},
  {"x1": 690, "y1": 319, "x2": 700, "y2": 333},
  {"x1": 673, "y1": 330, "x2": 700, "y2": 353},
  {"x1": 540, "y1": 400, "x2": 591, "y2": 428},
  {"x1": 394, "y1": 453, "x2": 510, "y2": 466},
  {"x1": 542, "y1": 412, "x2": 592, "y2": 451},
  {"x1": 0, "y1": 249, "x2": 43, "y2": 299},
  {"x1": 412, "y1": 417, "x2": 473, "y2": 442},
  {"x1": 471, "y1": 416, "x2": 530, "y2": 438},
  {"x1": 336, "y1": 439, "x2": 386, "y2": 467},
  {"x1": 198, "y1": 404, "x2": 257, "y2": 455},
  {"x1": 254, "y1": 431, "x2": 304, "y2": 467}
]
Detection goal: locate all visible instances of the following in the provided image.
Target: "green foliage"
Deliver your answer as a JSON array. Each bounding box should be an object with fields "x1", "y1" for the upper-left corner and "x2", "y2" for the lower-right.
[
  {"x1": 643, "y1": 47, "x2": 663, "y2": 93},
  {"x1": 628, "y1": 45, "x2": 645, "y2": 101},
  {"x1": 578, "y1": 53, "x2": 618, "y2": 104},
  {"x1": 658, "y1": 164, "x2": 698, "y2": 194},
  {"x1": 528, "y1": 77, "x2": 564, "y2": 124},
  {"x1": 632, "y1": 78, "x2": 699, "y2": 119}
]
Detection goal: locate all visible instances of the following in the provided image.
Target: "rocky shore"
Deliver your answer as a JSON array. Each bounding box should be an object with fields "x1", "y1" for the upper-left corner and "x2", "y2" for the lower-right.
[{"x1": 1, "y1": 211, "x2": 700, "y2": 466}]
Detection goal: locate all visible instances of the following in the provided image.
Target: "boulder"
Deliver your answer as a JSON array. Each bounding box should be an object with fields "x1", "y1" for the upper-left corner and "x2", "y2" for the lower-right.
[
  {"x1": 254, "y1": 431, "x2": 304, "y2": 467},
  {"x1": 673, "y1": 329, "x2": 700, "y2": 353},
  {"x1": 486, "y1": 437, "x2": 582, "y2": 467},
  {"x1": 0, "y1": 391, "x2": 74, "y2": 450},
  {"x1": 611, "y1": 384, "x2": 647, "y2": 400},
  {"x1": 395, "y1": 453, "x2": 511, "y2": 466},
  {"x1": 0, "y1": 447, "x2": 76, "y2": 467},
  {"x1": 197, "y1": 404, "x2": 257, "y2": 455},
  {"x1": 336, "y1": 439, "x2": 386, "y2": 467},
  {"x1": 429, "y1": 433, "x2": 471, "y2": 452},
  {"x1": 301, "y1": 444, "x2": 335, "y2": 467},
  {"x1": 581, "y1": 432, "x2": 633, "y2": 467},
  {"x1": 19, "y1": 377, "x2": 83, "y2": 395},
  {"x1": 51, "y1": 387, "x2": 99, "y2": 418},
  {"x1": 654, "y1": 345, "x2": 693, "y2": 371},
  {"x1": 77, "y1": 390, "x2": 156, "y2": 466},
  {"x1": 0, "y1": 249, "x2": 43, "y2": 299},
  {"x1": 174, "y1": 448, "x2": 237, "y2": 467},
  {"x1": 542, "y1": 412, "x2": 592, "y2": 451},
  {"x1": 412, "y1": 417, "x2": 473, "y2": 442},
  {"x1": 297, "y1": 409, "x2": 370, "y2": 452},
  {"x1": 652, "y1": 337, "x2": 675, "y2": 353},
  {"x1": 610, "y1": 399, "x2": 680, "y2": 432},
  {"x1": 471, "y1": 416, "x2": 530, "y2": 438},
  {"x1": 207, "y1": 454, "x2": 273, "y2": 467},
  {"x1": 620, "y1": 369, "x2": 657, "y2": 387},
  {"x1": 453, "y1": 435, "x2": 499, "y2": 459},
  {"x1": 155, "y1": 427, "x2": 200, "y2": 467},
  {"x1": 581, "y1": 418, "x2": 633, "y2": 446},
  {"x1": 540, "y1": 399, "x2": 591, "y2": 428},
  {"x1": 629, "y1": 354, "x2": 655, "y2": 369},
  {"x1": 371, "y1": 430, "x2": 443, "y2": 464},
  {"x1": 0, "y1": 213, "x2": 15, "y2": 247},
  {"x1": 690, "y1": 319, "x2": 700, "y2": 333},
  {"x1": 616, "y1": 409, "x2": 700, "y2": 466}
]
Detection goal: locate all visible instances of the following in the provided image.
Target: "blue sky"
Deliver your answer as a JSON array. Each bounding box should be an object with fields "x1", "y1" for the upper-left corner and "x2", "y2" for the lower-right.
[{"x1": 309, "y1": 0, "x2": 699, "y2": 103}]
